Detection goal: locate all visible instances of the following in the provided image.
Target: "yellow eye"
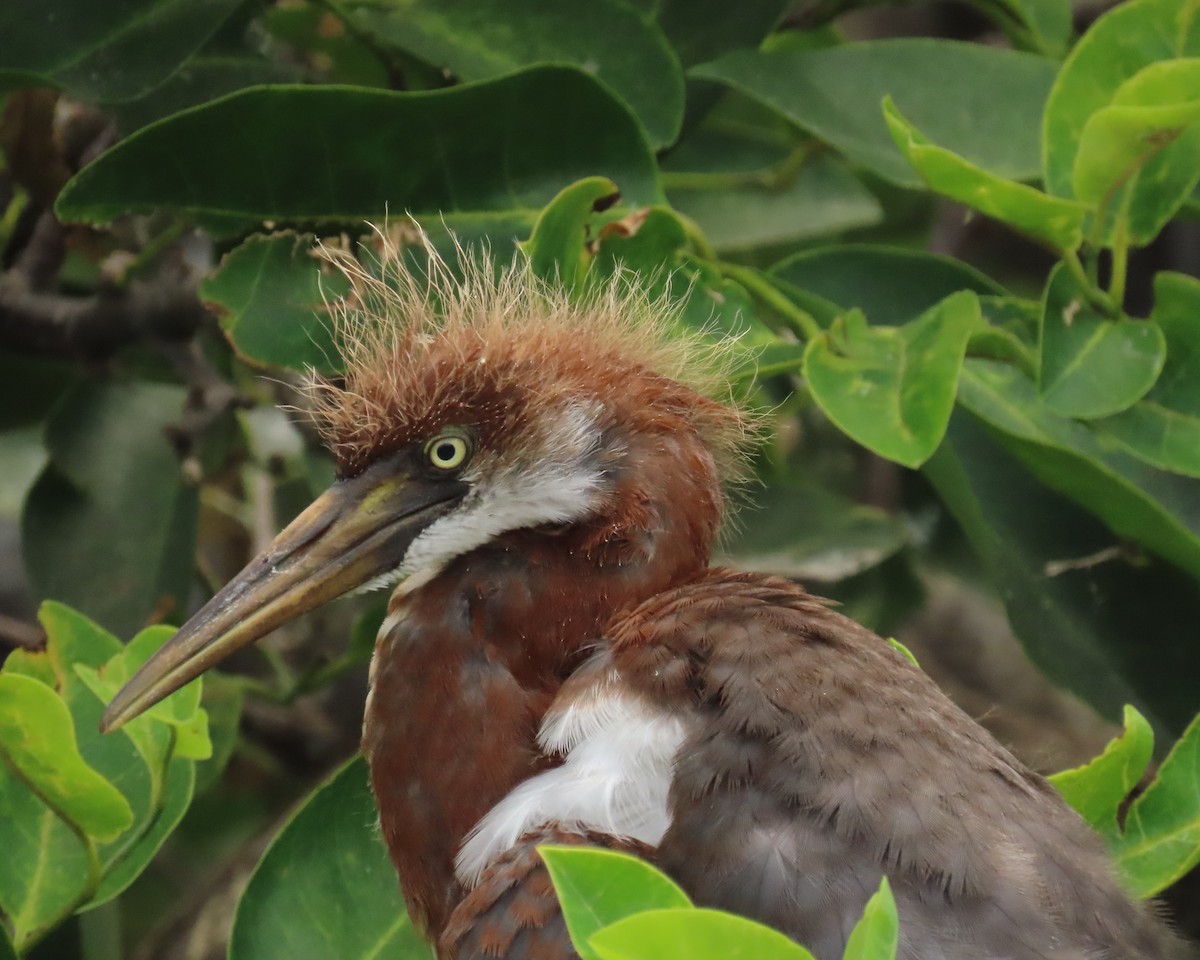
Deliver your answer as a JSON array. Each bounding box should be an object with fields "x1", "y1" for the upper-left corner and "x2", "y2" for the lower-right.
[{"x1": 425, "y1": 434, "x2": 470, "y2": 471}]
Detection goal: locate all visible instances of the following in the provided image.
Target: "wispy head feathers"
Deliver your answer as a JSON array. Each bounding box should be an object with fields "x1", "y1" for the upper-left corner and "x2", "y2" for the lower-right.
[{"x1": 303, "y1": 225, "x2": 752, "y2": 481}]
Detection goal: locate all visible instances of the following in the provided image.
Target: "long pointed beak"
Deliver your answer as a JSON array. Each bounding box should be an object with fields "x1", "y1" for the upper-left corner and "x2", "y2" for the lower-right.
[{"x1": 101, "y1": 466, "x2": 467, "y2": 732}]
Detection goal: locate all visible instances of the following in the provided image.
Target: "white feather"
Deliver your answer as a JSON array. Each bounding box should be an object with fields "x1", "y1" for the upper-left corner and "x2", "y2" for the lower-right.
[{"x1": 454, "y1": 673, "x2": 686, "y2": 887}]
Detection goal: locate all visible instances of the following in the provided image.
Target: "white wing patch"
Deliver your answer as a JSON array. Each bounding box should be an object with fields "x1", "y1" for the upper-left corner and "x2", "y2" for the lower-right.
[{"x1": 454, "y1": 672, "x2": 686, "y2": 887}]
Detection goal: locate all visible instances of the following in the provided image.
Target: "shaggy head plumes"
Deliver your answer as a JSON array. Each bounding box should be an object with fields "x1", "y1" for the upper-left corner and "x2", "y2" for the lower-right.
[{"x1": 304, "y1": 227, "x2": 753, "y2": 482}]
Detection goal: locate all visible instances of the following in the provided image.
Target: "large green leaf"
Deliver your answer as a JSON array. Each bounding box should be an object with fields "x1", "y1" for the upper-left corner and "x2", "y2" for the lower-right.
[
  {"x1": 0, "y1": 0, "x2": 241, "y2": 101},
  {"x1": 590, "y1": 908, "x2": 814, "y2": 960},
  {"x1": 1050, "y1": 705, "x2": 1154, "y2": 840},
  {"x1": 1042, "y1": 0, "x2": 1200, "y2": 199},
  {"x1": 842, "y1": 878, "x2": 898, "y2": 960},
  {"x1": 230, "y1": 756, "x2": 431, "y2": 960},
  {"x1": 720, "y1": 479, "x2": 909, "y2": 582},
  {"x1": 201, "y1": 232, "x2": 350, "y2": 375},
  {"x1": 1038, "y1": 263, "x2": 1165, "y2": 418},
  {"x1": 804, "y1": 292, "x2": 979, "y2": 467},
  {"x1": 346, "y1": 0, "x2": 684, "y2": 148},
  {"x1": 1100, "y1": 272, "x2": 1200, "y2": 476},
  {"x1": 770, "y1": 245, "x2": 1004, "y2": 328},
  {"x1": 1073, "y1": 59, "x2": 1200, "y2": 245},
  {"x1": 21, "y1": 382, "x2": 198, "y2": 638},
  {"x1": 57, "y1": 67, "x2": 662, "y2": 225},
  {"x1": 540, "y1": 847, "x2": 692, "y2": 960},
  {"x1": 667, "y1": 153, "x2": 882, "y2": 252},
  {"x1": 958, "y1": 359, "x2": 1200, "y2": 580},
  {"x1": 1115, "y1": 712, "x2": 1200, "y2": 896},
  {"x1": 883, "y1": 97, "x2": 1088, "y2": 251},
  {"x1": 925, "y1": 412, "x2": 1200, "y2": 733},
  {"x1": 691, "y1": 41, "x2": 1057, "y2": 187}
]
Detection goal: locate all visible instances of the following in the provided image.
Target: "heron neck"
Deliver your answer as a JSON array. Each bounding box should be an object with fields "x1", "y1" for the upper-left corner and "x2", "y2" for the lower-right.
[{"x1": 362, "y1": 450, "x2": 722, "y2": 936}]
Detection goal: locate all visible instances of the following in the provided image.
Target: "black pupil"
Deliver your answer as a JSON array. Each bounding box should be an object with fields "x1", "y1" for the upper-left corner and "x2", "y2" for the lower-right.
[{"x1": 435, "y1": 442, "x2": 457, "y2": 463}]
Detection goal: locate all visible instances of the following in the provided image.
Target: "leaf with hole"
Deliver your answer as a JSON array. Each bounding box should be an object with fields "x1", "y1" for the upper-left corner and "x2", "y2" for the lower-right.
[
  {"x1": 1115, "y1": 711, "x2": 1200, "y2": 896},
  {"x1": 1051, "y1": 705, "x2": 1154, "y2": 839}
]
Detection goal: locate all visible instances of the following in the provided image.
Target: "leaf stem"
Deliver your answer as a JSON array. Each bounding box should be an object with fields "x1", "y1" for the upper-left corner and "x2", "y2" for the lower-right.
[
  {"x1": 1108, "y1": 218, "x2": 1129, "y2": 310},
  {"x1": 661, "y1": 143, "x2": 816, "y2": 193},
  {"x1": 1062, "y1": 250, "x2": 1119, "y2": 318},
  {"x1": 720, "y1": 264, "x2": 822, "y2": 341}
]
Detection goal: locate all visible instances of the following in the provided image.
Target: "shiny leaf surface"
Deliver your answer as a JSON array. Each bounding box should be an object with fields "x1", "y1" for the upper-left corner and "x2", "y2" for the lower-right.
[
  {"x1": 842, "y1": 878, "x2": 898, "y2": 960},
  {"x1": 1116, "y1": 712, "x2": 1200, "y2": 896},
  {"x1": 1100, "y1": 272, "x2": 1200, "y2": 475},
  {"x1": 0, "y1": 0, "x2": 241, "y2": 101},
  {"x1": 57, "y1": 68, "x2": 661, "y2": 225},
  {"x1": 770, "y1": 246, "x2": 1004, "y2": 328},
  {"x1": 541, "y1": 846, "x2": 692, "y2": 960},
  {"x1": 884, "y1": 97, "x2": 1087, "y2": 251},
  {"x1": 1051, "y1": 705, "x2": 1154, "y2": 839},
  {"x1": 959, "y1": 360, "x2": 1200, "y2": 580},
  {"x1": 1042, "y1": 0, "x2": 1200, "y2": 199},
  {"x1": 0, "y1": 673, "x2": 133, "y2": 842},
  {"x1": 590, "y1": 908, "x2": 815, "y2": 960},
  {"x1": 804, "y1": 292, "x2": 979, "y2": 467},
  {"x1": 21, "y1": 382, "x2": 198, "y2": 638},
  {"x1": 347, "y1": 0, "x2": 684, "y2": 147},
  {"x1": 201, "y1": 232, "x2": 349, "y2": 375},
  {"x1": 1038, "y1": 263, "x2": 1165, "y2": 418},
  {"x1": 692, "y1": 41, "x2": 1056, "y2": 187},
  {"x1": 231, "y1": 756, "x2": 431, "y2": 960}
]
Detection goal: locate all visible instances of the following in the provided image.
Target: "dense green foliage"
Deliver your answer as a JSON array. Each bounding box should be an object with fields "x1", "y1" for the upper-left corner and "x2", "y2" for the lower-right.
[{"x1": 2, "y1": 0, "x2": 1200, "y2": 956}]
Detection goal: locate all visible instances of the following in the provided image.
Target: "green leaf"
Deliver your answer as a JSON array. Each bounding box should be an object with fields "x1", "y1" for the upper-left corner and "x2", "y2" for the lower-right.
[
  {"x1": 719, "y1": 479, "x2": 909, "y2": 581},
  {"x1": 522, "y1": 177, "x2": 623, "y2": 291},
  {"x1": 1100, "y1": 272, "x2": 1200, "y2": 476},
  {"x1": 883, "y1": 97, "x2": 1088, "y2": 251},
  {"x1": 651, "y1": 0, "x2": 788, "y2": 67},
  {"x1": 230, "y1": 756, "x2": 431, "y2": 960},
  {"x1": 0, "y1": 0, "x2": 242, "y2": 101},
  {"x1": 770, "y1": 245, "x2": 1005, "y2": 328},
  {"x1": 667, "y1": 154, "x2": 882, "y2": 252},
  {"x1": 21, "y1": 382, "x2": 199, "y2": 638},
  {"x1": 886, "y1": 639, "x2": 920, "y2": 669},
  {"x1": 924, "y1": 412, "x2": 1200, "y2": 733},
  {"x1": 691, "y1": 41, "x2": 1057, "y2": 187},
  {"x1": 0, "y1": 674, "x2": 133, "y2": 841},
  {"x1": 1116, "y1": 711, "x2": 1200, "y2": 896},
  {"x1": 1038, "y1": 263, "x2": 1165, "y2": 418},
  {"x1": 57, "y1": 67, "x2": 661, "y2": 225},
  {"x1": 193, "y1": 673, "x2": 244, "y2": 794},
  {"x1": 842, "y1": 877, "x2": 898, "y2": 960},
  {"x1": 973, "y1": 0, "x2": 1072, "y2": 56},
  {"x1": 346, "y1": 0, "x2": 684, "y2": 148},
  {"x1": 1042, "y1": 0, "x2": 1200, "y2": 200},
  {"x1": 201, "y1": 232, "x2": 349, "y2": 376},
  {"x1": 1073, "y1": 59, "x2": 1200, "y2": 245},
  {"x1": 957, "y1": 359, "x2": 1200, "y2": 581},
  {"x1": 0, "y1": 924, "x2": 15, "y2": 960},
  {"x1": 1050, "y1": 705, "x2": 1153, "y2": 839},
  {"x1": 804, "y1": 292, "x2": 980, "y2": 467},
  {"x1": 590, "y1": 908, "x2": 815, "y2": 960},
  {"x1": 541, "y1": 846, "x2": 692, "y2": 960}
]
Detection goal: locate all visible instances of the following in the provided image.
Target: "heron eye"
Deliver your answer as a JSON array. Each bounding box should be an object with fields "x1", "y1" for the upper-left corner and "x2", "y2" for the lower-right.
[{"x1": 425, "y1": 434, "x2": 470, "y2": 471}]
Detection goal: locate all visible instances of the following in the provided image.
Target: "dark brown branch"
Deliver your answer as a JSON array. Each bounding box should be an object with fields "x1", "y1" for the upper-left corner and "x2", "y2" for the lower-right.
[{"x1": 0, "y1": 271, "x2": 210, "y2": 359}]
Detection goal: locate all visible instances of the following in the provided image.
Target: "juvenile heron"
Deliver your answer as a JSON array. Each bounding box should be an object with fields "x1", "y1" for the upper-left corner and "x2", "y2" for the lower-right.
[{"x1": 102, "y1": 238, "x2": 1179, "y2": 959}]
